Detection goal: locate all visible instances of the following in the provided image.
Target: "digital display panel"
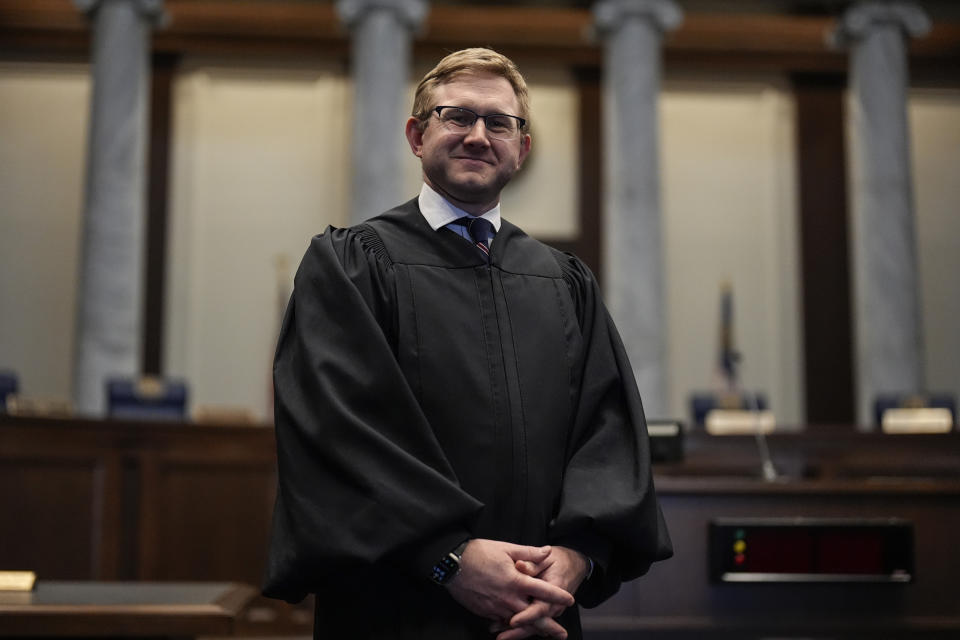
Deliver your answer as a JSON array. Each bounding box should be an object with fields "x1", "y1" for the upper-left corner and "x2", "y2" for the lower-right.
[{"x1": 709, "y1": 518, "x2": 913, "y2": 583}]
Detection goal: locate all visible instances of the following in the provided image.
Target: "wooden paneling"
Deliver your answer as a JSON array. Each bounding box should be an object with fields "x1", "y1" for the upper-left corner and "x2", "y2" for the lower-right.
[
  {"x1": 2, "y1": 416, "x2": 960, "y2": 636},
  {"x1": 0, "y1": 457, "x2": 104, "y2": 578},
  {"x1": 143, "y1": 53, "x2": 178, "y2": 376},
  {"x1": 0, "y1": 422, "x2": 126, "y2": 580},
  {"x1": 148, "y1": 460, "x2": 276, "y2": 583},
  {"x1": 585, "y1": 432, "x2": 960, "y2": 637},
  {"x1": 0, "y1": 417, "x2": 276, "y2": 585},
  {"x1": 0, "y1": 415, "x2": 308, "y2": 633},
  {"x1": 583, "y1": 477, "x2": 960, "y2": 638},
  {"x1": 3, "y1": 1, "x2": 958, "y2": 74},
  {"x1": 575, "y1": 66, "x2": 603, "y2": 281},
  {"x1": 793, "y1": 73, "x2": 855, "y2": 426},
  {"x1": 0, "y1": 0, "x2": 84, "y2": 30},
  {"x1": 544, "y1": 66, "x2": 603, "y2": 278},
  {"x1": 657, "y1": 431, "x2": 960, "y2": 480}
]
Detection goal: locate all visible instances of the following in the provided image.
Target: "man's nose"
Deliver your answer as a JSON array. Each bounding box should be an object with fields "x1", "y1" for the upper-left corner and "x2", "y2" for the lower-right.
[{"x1": 462, "y1": 118, "x2": 491, "y2": 146}]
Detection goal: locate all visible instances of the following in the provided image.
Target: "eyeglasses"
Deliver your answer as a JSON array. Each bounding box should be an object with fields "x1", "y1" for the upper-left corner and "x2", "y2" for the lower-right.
[{"x1": 432, "y1": 106, "x2": 527, "y2": 141}]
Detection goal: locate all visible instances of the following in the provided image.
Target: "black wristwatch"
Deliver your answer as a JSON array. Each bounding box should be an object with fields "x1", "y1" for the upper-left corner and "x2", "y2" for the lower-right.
[{"x1": 429, "y1": 540, "x2": 469, "y2": 586}]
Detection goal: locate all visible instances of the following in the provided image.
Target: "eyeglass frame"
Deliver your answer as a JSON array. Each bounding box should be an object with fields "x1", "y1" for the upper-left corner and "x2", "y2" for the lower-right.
[{"x1": 431, "y1": 106, "x2": 528, "y2": 140}]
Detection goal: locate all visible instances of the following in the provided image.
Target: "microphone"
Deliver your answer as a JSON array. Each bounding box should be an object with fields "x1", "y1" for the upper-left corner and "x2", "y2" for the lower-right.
[{"x1": 716, "y1": 282, "x2": 778, "y2": 482}]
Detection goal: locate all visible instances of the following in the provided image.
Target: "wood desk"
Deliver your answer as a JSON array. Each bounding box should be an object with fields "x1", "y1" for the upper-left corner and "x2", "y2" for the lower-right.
[
  {"x1": 0, "y1": 581, "x2": 255, "y2": 637},
  {"x1": 582, "y1": 433, "x2": 960, "y2": 639}
]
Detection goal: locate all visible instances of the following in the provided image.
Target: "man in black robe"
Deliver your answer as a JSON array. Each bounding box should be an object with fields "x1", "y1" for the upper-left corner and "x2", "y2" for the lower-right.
[{"x1": 264, "y1": 47, "x2": 672, "y2": 640}]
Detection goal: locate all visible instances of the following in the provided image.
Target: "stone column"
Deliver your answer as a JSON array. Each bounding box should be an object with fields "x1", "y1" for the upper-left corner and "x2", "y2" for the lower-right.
[
  {"x1": 833, "y1": 2, "x2": 931, "y2": 427},
  {"x1": 594, "y1": 0, "x2": 682, "y2": 419},
  {"x1": 72, "y1": 0, "x2": 164, "y2": 416},
  {"x1": 337, "y1": 0, "x2": 428, "y2": 224}
]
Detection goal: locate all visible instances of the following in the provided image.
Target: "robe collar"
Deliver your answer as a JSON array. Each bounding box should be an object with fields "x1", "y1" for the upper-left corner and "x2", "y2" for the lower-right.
[{"x1": 364, "y1": 199, "x2": 561, "y2": 279}]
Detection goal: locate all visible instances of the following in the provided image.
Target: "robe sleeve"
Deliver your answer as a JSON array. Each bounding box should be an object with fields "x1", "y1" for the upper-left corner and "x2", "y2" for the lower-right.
[
  {"x1": 549, "y1": 254, "x2": 673, "y2": 608},
  {"x1": 263, "y1": 227, "x2": 481, "y2": 603}
]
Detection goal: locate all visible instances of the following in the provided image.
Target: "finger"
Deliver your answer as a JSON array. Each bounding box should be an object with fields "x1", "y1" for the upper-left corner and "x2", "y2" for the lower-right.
[
  {"x1": 515, "y1": 560, "x2": 540, "y2": 576},
  {"x1": 499, "y1": 599, "x2": 530, "y2": 620},
  {"x1": 518, "y1": 575, "x2": 574, "y2": 607},
  {"x1": 496, "y1": 625, "x2": 539, "y2": 640},
  {"x1": 504, "y1": 599, "x2": 533, "y2": 617},
  {"x1": 510, "y1": 600, "x2": 552, "y2": 627},
  {"x1": 507, "y1": 544, "x2": 551, "y2": 562},
  {"x1": 546, "y1": 604, "x2": 566, "y2": 619},
  {"x1": 533, "y1": 616, "x2": 568, "y2": 639},
  {"x1": 475, "y1": 599, "x2": 518, "y2": 622},
  {"x1": 489, "y1": 620, "x2": 509, "y2": 633}
]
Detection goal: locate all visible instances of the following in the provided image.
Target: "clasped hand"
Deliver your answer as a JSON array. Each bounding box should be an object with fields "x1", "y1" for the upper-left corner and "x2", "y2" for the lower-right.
[{"x1": 445, "y1": 539, "x2": 588, "y2": 640}]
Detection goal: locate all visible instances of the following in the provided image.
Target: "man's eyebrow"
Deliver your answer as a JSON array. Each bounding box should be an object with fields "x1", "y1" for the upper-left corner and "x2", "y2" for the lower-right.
[{"x1": 448, "y1": 105, "x2": 518, "y2": 116}]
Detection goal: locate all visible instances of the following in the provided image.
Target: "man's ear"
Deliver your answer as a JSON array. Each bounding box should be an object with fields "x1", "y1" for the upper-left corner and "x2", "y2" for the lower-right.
[
  {"x1": 405, "y1": 117, "x2": 425, "y2": 158},
  {"x1": 516, "y1": 133, "x2": 532, "y2": 169}
]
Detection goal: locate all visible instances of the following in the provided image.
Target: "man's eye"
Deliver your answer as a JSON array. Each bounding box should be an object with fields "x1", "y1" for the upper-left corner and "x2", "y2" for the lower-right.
[
  {"x1": 485, "y1": 117, "x2": 512, "y2": 132},
  {"x1": 445, "y1": 110, "x2": 474, "y2": 126}
]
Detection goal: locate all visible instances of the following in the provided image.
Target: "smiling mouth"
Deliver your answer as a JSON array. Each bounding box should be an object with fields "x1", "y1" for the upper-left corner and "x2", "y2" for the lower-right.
[{"x1": 453, "y1": 156, "x2": 492, "y2": 166}]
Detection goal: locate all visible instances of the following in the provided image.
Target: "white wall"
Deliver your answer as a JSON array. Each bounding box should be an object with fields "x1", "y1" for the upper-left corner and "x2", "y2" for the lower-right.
[
  {"x1": 164, "y1": 61, "x2": 351, "y2": 420},
  {"x1": 660, "y1": 75, "x2": 804, "y2": 427},
  {"x1": 909, "y1": 88, "x2": 960, "y2": 407},
  {"x1": 0, "y1": 62, "x2": 90, "y2": 402}
]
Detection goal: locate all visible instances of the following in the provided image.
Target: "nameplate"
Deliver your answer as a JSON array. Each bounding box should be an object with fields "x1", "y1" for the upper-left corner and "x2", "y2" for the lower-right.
[
  {"x1": 5, "y1": 395, "x2": 72, "y2": 418},
  {"x1": 136, "y1": 376, "x2": 168, "y2": 398},
  {"x1": 193, "y1": 405, "x2": 259, "y2": 425},
  {"x1": 881, "y1": 408, "x2": 953, "y2": 434},
  {"x1": 647, "y1": 422, "x2": 681, "y2": 437},
  {"x1": 0, "y1": 571, "x2": 36, "y2": 591},
  {"x1": 705, "y1": 410, "x2": 776, "y2": 435}
]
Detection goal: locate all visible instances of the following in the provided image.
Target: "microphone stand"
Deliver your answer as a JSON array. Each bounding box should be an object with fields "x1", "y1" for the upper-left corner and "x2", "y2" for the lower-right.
[
  {"x1": 747, "y1": 390, "x2": 779, "y2": 482},
  {"x1": 728, "y1": 361, "x2": 779, "y2": 482}
]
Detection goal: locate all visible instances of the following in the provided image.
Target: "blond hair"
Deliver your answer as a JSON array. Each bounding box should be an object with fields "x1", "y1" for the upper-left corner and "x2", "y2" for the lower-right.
[{"x1": 411, "y1": 48, "x2": 530, "y2": 131}]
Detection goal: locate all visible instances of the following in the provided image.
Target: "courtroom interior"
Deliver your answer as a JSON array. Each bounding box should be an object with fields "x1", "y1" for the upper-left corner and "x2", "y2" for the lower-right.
[{"x1": 1, "y1": 0, "x2": 959, "y2": 638}]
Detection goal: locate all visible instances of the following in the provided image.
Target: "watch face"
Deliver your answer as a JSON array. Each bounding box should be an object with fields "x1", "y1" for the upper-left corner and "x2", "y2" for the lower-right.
[{"x1": 430, "y1": 552, "x2": 461, "y2": 585}]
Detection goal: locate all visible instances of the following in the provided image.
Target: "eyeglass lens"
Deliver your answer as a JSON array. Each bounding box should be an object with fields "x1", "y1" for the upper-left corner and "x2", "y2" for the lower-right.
[{"x1": 436, "y1": 107, "x2": 523, "y2": 140}]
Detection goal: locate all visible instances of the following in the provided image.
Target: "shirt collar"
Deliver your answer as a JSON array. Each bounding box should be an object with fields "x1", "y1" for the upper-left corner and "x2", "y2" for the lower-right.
[{"x1": 418, "y1": 182, "x2": 502, "y2": 232}]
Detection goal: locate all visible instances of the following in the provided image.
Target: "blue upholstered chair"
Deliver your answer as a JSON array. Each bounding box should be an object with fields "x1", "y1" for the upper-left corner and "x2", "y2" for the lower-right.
[
  {"x1": 0, "y1": 370, "x2": 18, "y2": 412},
  {"x1": 106, "y1": 376, "x2": 189, "y2": 421}
]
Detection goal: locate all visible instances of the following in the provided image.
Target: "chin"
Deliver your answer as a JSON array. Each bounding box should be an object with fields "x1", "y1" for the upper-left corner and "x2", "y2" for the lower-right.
[{"x1": 446, "y1": 176, "x2": 494, "y2": 197}]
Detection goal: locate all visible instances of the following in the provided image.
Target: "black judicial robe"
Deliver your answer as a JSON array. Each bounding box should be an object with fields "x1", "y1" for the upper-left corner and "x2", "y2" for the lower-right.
[{"x1": 264, "y1": 199, "x2": 672, "y2": 639}]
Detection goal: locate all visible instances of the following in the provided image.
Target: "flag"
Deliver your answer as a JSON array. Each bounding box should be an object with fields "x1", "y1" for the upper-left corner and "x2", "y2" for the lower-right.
[{"x1": 718, "y1": 282, "x2": 740, "y2": 391}]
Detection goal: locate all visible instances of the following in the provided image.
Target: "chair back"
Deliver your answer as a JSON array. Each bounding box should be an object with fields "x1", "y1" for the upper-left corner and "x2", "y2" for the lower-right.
[{"x1": 106, "y1": 376, "x2": 188, "y2": 421}]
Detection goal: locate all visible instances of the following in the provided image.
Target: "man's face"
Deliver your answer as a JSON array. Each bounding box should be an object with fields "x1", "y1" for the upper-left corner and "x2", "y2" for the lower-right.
[{"x1": 405, "y1": 72, "x2": 532, "y2": 215}]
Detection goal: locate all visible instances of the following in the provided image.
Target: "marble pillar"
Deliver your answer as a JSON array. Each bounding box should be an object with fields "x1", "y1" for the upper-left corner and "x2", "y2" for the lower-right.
[
  {"x1": 594, "y1": 0, "x2": 682, "y2": 419},
  {"x1": 833, "y1": 2, "x2": 931, "y2": 427},
  {"x1": 337, "y1": 0, "x2": 428, "y2": 224},
  {"x1": 72, "y1": 0, "x2": 164, "y2": 416}
]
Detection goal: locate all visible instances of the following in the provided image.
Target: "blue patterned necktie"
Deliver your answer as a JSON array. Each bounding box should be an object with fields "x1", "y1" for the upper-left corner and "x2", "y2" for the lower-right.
[{"x1": 459, "y1": 216, "x2": 494, "y2": 262}]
